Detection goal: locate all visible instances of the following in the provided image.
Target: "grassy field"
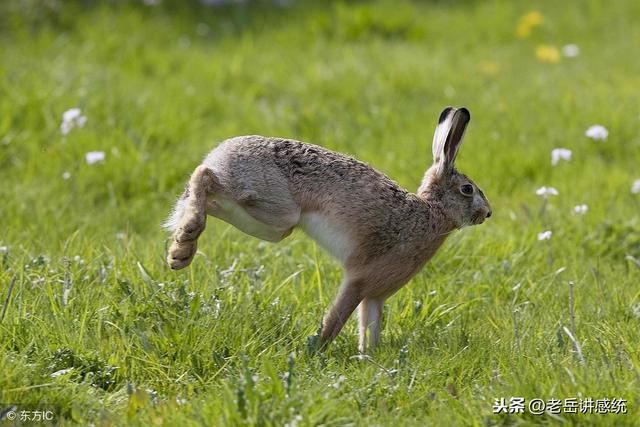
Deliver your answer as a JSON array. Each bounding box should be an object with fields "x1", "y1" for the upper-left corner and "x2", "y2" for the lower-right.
[{"x1": 1, "y1": 0, "x2": 640, "y2": 425}]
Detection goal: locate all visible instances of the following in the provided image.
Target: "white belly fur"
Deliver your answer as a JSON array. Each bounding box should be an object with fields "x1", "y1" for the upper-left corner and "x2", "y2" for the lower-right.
[
  {"x1": 298, "y1": 212, "x2": 353, "y2": 264},
  {"x1": 213, "y1": 198, "x2": 283, "y2": 242}
]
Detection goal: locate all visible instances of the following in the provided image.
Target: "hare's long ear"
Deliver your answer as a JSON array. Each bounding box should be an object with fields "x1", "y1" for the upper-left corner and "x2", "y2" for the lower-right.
[{"x1": 432, "y1": 107, "x2": 471, "y2": 176}]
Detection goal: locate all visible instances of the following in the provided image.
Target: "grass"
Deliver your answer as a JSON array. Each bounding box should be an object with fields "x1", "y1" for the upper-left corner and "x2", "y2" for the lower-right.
[{"x1": 1, "y1": 0, "x2": 640, "y2": 425}]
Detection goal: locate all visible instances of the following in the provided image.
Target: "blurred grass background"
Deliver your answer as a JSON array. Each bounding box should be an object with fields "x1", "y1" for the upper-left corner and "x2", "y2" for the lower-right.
[{"x1": 1, "y1": 0, "x2": 640, "y2": 425}]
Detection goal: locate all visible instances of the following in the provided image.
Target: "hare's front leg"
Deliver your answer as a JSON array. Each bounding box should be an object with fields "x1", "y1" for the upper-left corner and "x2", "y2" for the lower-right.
[
  {"x1": 319, "y1": 278, "x2": 363, "y2": 348},
  {"x1": 358, "y1": 297, "x2": 384, "y2": 353},
  {"x1": 167, "y1": 165, "x2": 219, "y2": 269}
]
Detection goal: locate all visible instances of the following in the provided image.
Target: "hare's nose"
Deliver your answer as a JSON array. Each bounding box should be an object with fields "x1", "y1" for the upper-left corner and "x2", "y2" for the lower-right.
[{"x1": 486, "y1": 210, "x2": 492, "y2": 218}]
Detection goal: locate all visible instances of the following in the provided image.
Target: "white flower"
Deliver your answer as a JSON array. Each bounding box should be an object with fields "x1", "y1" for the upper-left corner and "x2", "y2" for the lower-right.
[
  {"x1": 551, "y1": 148, "x2": 572, "y2": 166},
  {"x1": 63, "y1": 108, "x2": 84, "y2": 123},
  {"x1": 62, "y1": 171, "x2": 71, "y2": 180},
  {"x1": 585, "y1": 125, "x2": 608, "y2": 141},
  {"x1": 537, "y1": 230, "x2": 552, "y2": 241},
  {"x1": 573, "y1": 204, "x2": 588, "y2": 214},
  {"x1": 536, "y1": 186, "x2": 559, "y2": 198},
  {"x1": 561, "y1": 44, "x2": 580, "y2": 58},
  {"x1": 85, "y1": 151, "x2": 105, "y2": 164},
  {"x1": 332, "y1": 375, "x2": 346, "y2": 389},
  {"x1": 632, "y1": 179, "x2": 640, "y2": 194},
  {"x1": 143, "y1": 0, "x2": 161, "y2": 5},
  {"x1": 51, "y1": 367, "x2": 74, "y2": 378},
  {"x1": 284, "y1": 415, "x2": 303, "y2": 427},
  {"x1": 60, "y1": 108, "x2": 87, "y2": 136}
]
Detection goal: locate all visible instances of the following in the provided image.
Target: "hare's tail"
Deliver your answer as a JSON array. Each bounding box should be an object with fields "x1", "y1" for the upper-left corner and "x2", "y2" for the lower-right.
[{"x1": 163, "y1": 186, "x2": 189, "y2": 231}]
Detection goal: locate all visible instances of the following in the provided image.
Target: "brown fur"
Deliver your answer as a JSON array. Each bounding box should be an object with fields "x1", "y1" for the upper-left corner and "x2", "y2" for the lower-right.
[{"x1": 165, "y1": 107, "x2": 491, "y2": 352}]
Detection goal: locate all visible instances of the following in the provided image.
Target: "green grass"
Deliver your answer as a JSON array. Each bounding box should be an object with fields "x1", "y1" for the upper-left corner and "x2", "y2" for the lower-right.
[{"x1": 1, "y1": 0, "x2": 640, "y2": 425}]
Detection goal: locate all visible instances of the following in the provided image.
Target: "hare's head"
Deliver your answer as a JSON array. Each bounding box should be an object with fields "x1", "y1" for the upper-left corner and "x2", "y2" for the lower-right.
[{"x1": 418, "y1": 107, "x2": 492, "y2": 229}]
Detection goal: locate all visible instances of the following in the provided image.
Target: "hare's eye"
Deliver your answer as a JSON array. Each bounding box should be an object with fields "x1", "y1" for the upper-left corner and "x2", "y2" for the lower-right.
[{"x1": 460, "y1": 184, "x2": 474, "y2": 196}]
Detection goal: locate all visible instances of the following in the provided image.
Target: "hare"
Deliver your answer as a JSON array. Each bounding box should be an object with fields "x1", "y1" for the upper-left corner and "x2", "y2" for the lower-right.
[{"x1": 164, "y1": 107, "x2": 491, "y2": 352}]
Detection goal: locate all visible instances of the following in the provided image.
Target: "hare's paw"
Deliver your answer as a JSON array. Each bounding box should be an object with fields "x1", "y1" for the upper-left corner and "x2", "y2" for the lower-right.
[
  {"x1": 167, "y1": 239, "x2": 198, "y2": 270},
  {"x1": 174, "y1": 214, "x2": 205, "y2": 243},
  {"x1": 168, "y1": 212, "x2": 206, "y2": 269}
]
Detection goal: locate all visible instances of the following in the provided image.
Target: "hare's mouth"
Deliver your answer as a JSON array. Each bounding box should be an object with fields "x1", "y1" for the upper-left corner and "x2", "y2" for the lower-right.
[
  {"x1": 472, "y1": 213, "x2": 486, "y2": 225},
  {"x1": 471, "y1": 208, "x2": 492, "y2": 225}
]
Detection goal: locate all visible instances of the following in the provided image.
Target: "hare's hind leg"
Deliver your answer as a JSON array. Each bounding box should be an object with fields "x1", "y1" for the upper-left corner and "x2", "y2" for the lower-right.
[
  {"x1": 167, "y1": 165, "x2": 219, "y2": 270},
  {"x1": 358, "y1": 298, "x2": 384, "y2": 353}
]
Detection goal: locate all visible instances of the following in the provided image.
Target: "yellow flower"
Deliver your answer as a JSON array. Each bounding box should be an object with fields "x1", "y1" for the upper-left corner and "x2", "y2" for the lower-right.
[
  {"x1": 478, "y1": 60, "x2": 500, "y2": 76},
  {"x1": 535, "y1": 45, "x2": 560, "y2": 63},
  {"x1": 516, "y1": 11, "x2": 544, "y2": 38}
]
